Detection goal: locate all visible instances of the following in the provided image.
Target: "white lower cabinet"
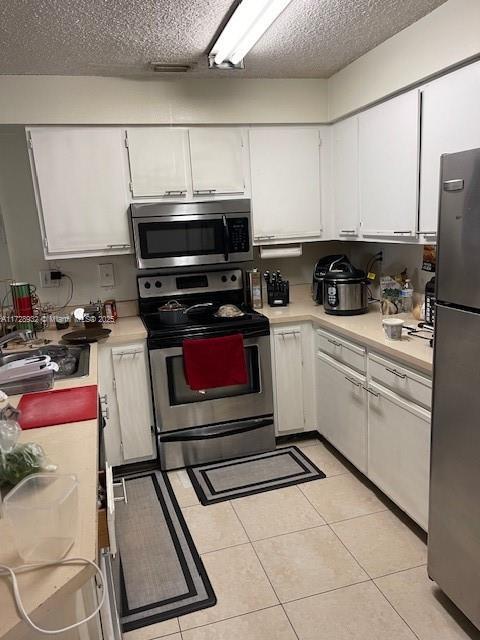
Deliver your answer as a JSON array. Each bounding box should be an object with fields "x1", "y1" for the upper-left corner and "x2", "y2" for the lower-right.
[
  {"x1": 316, "y1": 352, "x2": 368, "y2": 473},
  {"x1": 367, "y1": 382, "x2": 431, "y2": 530},
  {"x1": 272, "y1": 324, "x2": 315, "y2": 435},
  {"x1": 99, "y1": 341, "x2": 156, "y2": 467},
  {"x1": 314, "y1": 326, "x2": 431, "y2": 530}
]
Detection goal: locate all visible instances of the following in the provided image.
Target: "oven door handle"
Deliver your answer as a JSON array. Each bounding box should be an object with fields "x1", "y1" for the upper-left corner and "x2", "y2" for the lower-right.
[
  {"x1": 222, "y1": 215, "x2": 229, "y2": 262},
  {"x1": 159, "y1": 418, "x2": 273, "y2": 442}
]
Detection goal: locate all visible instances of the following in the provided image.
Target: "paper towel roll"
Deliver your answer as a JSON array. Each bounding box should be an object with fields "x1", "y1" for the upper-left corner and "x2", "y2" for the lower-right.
[{"x1": 259, "y1": 244, "x2": 302, "y2": 259}]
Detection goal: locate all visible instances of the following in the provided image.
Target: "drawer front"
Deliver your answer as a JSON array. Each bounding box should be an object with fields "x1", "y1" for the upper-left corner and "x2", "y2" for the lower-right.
[
  {"x1": 368, "y1": 353, "x2": 432, "y2": 409},
  {"x1": 316, "y1": 328, "x2": 366, "y2": 373}
]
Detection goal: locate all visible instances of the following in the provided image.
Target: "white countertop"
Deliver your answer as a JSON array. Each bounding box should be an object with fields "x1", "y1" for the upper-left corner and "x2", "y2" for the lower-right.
[{"x1": 261, "y1": 285, "x2": 433, "y2": 374}]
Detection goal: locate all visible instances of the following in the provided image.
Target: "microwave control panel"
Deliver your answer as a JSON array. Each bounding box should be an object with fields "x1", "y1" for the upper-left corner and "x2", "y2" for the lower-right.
[{"x1": 227, "y1": 218, "x2": 250, "y2": 253}]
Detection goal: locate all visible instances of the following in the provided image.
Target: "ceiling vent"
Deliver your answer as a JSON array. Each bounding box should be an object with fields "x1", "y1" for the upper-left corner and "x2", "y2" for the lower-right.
[{"x1": 150, "y1": 62, "x2": 191, "y2": 73}]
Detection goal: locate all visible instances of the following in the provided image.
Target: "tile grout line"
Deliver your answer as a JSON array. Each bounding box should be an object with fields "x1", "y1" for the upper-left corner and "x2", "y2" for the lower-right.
[
  {"x1": 372, "y1": 562, "x2": 428, "y2": 581},
  {"x1": 370, "y1": 579, "x2": 422, "y2": 640},
  {"x1": 229, "y1": 499, "x2": 301, "y2": 640},
  {"x1": 324, "y1": 506, "x2": 389, "y2": 526},
  {"x1": 180, "y1": 604, "x2": 286, "y2": 635},
  {"x1": 299, "y1": 484, "x2": 376, "y2": 580},
  {"x1": 279, "y1": 576, "x2": 372, "y2": 607}
]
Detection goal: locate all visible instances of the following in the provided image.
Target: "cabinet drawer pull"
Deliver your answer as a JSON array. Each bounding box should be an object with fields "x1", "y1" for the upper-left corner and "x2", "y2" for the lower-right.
[
  {"x1": 364, "y1": 386, "x2": 379, "y2": 397},
  {"x1": 345, "y1": 376, "x2": 361, "y2": 388},
  {"x1": 194, "y1": 188, "x2": 217, "y2": 194},
  {"x1": 327, "y1": 338, "x2": 341, "y2": 347},
  {"x1": 280, "y1": 330, "x2": 300, "y2": 337},
  {"x1": 106, "y1": 243, "x2": 130, "y2": 249},
  {"x1": 385, "y1": 367, "x2": 407, "y2": 379},
  {"x1": 113, "y1": 477, "x2": 128, "y2": 504},
  {"x1": 339, "y1": 229, "x2": 357, "y2": 235},
  {"x1": 255, "y1": 235, "x2": 275, "y2": 241},
  {"x1": 165, "y1": 189, "x2": 187, "y2": 196}
]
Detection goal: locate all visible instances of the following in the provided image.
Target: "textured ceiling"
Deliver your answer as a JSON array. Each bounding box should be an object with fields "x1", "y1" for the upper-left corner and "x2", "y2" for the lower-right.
[{"x1": 0, "y1": 0, "x2": 447, "y2": 78}]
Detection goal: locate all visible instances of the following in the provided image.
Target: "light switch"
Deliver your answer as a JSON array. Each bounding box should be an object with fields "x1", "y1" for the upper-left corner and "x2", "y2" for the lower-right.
[{"x1": 98, "y1": 263, "x2": 115, "y2": 287}]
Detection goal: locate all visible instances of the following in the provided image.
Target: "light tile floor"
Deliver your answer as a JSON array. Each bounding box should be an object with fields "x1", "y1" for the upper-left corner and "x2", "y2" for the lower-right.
[{"x1": 128, "y1": 438, "x2": 480, "y2": 640}]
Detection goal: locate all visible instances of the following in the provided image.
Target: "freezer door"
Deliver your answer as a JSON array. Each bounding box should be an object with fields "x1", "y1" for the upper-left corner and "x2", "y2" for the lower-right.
[
  {"x1": 428, "y1": 303, "x2": 480, "y2": 629},
  {"x1": 437, "y1": 147, "x2": 480, "y2": 308}
]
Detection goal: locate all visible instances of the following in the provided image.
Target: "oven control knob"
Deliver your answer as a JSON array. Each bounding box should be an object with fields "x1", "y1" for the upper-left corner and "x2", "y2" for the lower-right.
[
  {"x1": 221, "y1": 275, "x2": 228, "y2": 283},
  {"x1": 144, "y1": 282, "x2": 151, "y2": 289},
  {"x1": 231, "y1": 275, "x2": 237, "y2": 282},
  {"x1": 155, "y1": 280, "x2": 162, "y2": 288}
]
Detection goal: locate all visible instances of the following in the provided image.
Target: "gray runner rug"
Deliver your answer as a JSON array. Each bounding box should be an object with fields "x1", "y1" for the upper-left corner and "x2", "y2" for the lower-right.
[
  {"x1": 187, "y1": 446, "x2": 326, "y2": 505},
  {"x1": 112, "y1": 470, "x2": 216, "y2": 632}
]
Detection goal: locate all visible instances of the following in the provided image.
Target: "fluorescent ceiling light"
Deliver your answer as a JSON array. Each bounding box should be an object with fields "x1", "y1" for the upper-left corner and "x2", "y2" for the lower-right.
[{"x1": 210, "y1": 0, "x2": 293, "y2": 68}]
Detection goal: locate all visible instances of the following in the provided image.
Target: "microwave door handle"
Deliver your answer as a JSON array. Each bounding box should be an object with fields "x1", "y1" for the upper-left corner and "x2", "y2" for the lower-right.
[{"x1": 222, "y1": 215, "x2": 229, "y2": 262}]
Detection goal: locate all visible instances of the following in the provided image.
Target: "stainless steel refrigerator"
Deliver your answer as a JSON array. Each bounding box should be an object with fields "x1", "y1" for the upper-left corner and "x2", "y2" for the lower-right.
[{"x1": 428, "y1": 147, "x2": 480, "y2": 630}]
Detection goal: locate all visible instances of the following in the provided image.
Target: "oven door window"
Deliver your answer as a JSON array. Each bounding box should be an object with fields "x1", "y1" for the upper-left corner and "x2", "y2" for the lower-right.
[
  {"x1": 138, "y1": 219, "x2": 225, "y2": 259},
  {"x1": 167, "y1": 346, "x2": 260, "y2": 405}
]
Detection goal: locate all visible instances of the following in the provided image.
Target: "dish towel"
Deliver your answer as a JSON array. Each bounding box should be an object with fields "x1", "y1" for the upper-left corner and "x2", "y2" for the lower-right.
[{"x1": 183, "y1": 334, "x2": 248, "y2": 390}]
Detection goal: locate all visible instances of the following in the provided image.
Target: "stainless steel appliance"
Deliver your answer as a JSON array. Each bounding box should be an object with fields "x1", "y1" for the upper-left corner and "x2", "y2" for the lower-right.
[
  {"x1": 312, "y1": 254, "x2": 347, "y2": 304},
  {"x1": 138, "y1": 269, "x2": 274, "y2": 470},
  {"x1": 323, "y1": 257, "x2": 368, "y2": 316},
  {"x1": 130, "y1": 199, "x2": 253, "y2": 269},
  {"x1": 428, "y1": 147, "x2": 480, "y2": 630}
]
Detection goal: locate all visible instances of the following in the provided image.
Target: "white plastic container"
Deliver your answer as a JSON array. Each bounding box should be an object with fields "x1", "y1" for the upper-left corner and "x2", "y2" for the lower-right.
[
  {"x1": 382, "y1": 317, "x2": 405, "y2": 340},
  {"x1": 3, "y1": 474, "x2": 78, "y2": 562}
]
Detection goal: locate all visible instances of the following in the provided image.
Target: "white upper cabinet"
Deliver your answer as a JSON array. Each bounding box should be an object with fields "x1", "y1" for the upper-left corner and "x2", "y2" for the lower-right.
[
  {"x1": 126, "y1": 127, "x2": 190, "y2": 198},
  {"x1": 332, "y1": 117, "x2": 359, "y2": 238},
  {"x1": 189, "y1": 128, "x2": 246, "y2": 196},
  {"x1": 28, "y1": 127, "x2": 131, "y2": 258},
  {"x1": 249, "y1": 127, "x2": 325, "y2": 244},
  {"x1": 358, "y1": 90, "x2": 420, "y2": 239},
  {"x1": 420, "y1": 62, "x2": 480, "y2": 236}
]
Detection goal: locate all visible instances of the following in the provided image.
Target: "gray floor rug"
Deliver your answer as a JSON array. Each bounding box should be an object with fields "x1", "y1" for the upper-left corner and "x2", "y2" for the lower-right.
[
  {"x1": 112, "y1": 470, "x2": 216, "y2": 632},
  {"x1": 187, "y1": 446, "x2": 326, "y2": 505}
]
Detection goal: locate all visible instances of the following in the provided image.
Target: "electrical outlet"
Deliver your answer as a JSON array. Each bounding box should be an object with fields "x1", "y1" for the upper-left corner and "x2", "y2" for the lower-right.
[
  {"x1": 98, "y1": 263, "x2": 115, "y2": 287},
  {"x1": 39, "y1": 270, "x2": 60, "y2": 288}
]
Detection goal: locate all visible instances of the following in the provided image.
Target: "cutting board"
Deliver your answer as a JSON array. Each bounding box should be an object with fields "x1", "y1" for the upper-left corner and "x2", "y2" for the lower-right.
[{"x1": 17, "y1": 385, "x2": 98, "y2": 430}]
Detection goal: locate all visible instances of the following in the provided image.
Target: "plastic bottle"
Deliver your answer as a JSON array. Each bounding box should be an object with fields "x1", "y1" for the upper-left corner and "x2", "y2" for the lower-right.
[{"x1": 401, "y1": 278, "x2": 414, "y2": 313}]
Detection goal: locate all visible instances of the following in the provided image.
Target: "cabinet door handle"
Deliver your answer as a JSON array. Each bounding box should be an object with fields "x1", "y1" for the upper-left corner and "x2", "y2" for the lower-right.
[
  {"x1": 327, "y1": 338, "x2": 341, "y2": 347},
  {"x1": 385, "y1": 367, "x2": 407, "y2": 379},
  {"x1": 113, "y1": 477, "x2": 128, "y2": 504},
  {"x1": 165, "y1": 189, "x2": 187, "y2": 196},
  {"x1": 345, "y1": 376, "x2": 361, "y2": 388},
  {"x1": 364, "y1": 386, "x2": 379, "y2": 397},
  {"x1": 194, "y1": 188, "x2": 217, "y2": 194}
]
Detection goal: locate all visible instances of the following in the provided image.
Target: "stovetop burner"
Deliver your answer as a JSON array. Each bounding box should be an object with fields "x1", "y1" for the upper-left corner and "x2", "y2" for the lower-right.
[{"x1": 138, "y1": 268, "x2": 270, "y2": 348}]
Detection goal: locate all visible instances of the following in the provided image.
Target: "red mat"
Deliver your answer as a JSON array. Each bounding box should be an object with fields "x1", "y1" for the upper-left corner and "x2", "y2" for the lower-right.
[{"x1": 17, "y1": 385, "x2": 98, "y2": 430}]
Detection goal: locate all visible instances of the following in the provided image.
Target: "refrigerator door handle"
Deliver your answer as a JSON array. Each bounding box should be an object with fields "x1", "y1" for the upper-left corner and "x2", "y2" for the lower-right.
[{"x1": 443, "y1": 179, "x2": 464, "y2": 192}]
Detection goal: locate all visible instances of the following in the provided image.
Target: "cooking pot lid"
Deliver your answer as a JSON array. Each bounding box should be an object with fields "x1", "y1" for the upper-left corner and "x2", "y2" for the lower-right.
[{"x1": 325, "y1": 258, "x2": 366, "y2": 280}]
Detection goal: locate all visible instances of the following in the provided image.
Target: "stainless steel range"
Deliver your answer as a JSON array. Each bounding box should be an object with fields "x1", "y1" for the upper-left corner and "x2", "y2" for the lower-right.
[{"x1": 138, "y1": 269, "x2": 274, "y2": 470}]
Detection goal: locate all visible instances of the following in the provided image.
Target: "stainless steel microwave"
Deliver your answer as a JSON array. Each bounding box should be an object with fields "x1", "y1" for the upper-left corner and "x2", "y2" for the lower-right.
[{"x1": 130, "y1": 199, "x2": 253, "y2": 269}]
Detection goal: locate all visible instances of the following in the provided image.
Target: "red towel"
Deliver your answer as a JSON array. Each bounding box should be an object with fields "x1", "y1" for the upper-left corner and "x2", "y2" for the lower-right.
[{"x1": 183, "y1": 334, "x2": 248, "y2": 390}]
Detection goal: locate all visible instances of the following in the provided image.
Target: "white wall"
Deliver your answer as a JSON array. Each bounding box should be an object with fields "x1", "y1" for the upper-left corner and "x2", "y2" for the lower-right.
[
  {"x1": 0, "y1": 77, "x2": 328, "y2": 125},
  {"x1": 328, "y1": 0, "x2": 480, "y2": 120}
]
